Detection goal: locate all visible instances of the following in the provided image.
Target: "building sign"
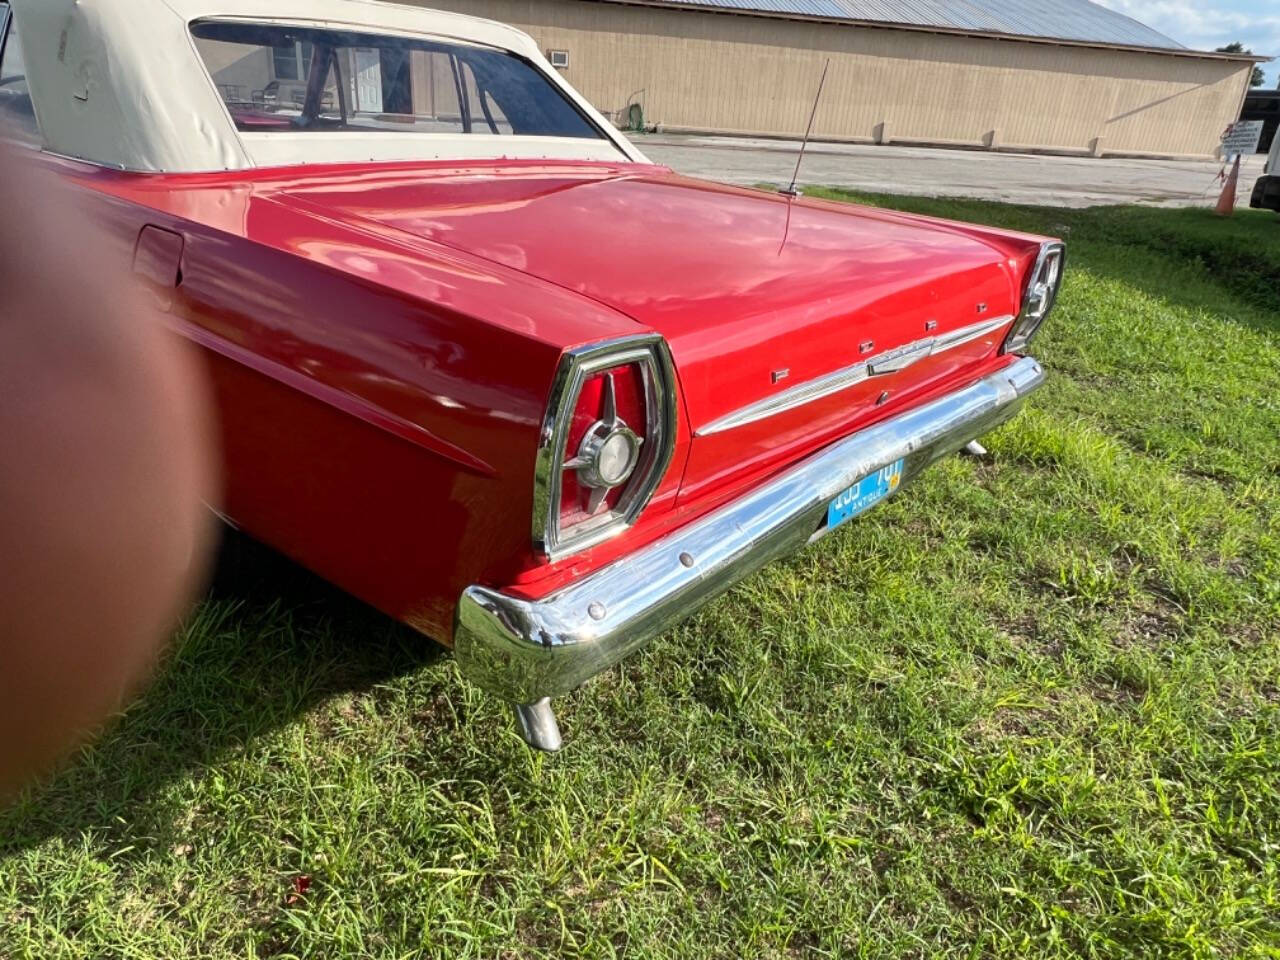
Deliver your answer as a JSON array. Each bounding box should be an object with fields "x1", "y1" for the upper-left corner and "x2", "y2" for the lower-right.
[{"x1": 1221, "y1": 120, "x2": 1265, "y2": 157}]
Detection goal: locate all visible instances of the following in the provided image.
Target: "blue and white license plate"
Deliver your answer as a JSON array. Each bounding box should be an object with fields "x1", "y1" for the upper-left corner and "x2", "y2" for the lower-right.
[{"x1": 826, "y1": 459, "x2": 904, "y2": 531}]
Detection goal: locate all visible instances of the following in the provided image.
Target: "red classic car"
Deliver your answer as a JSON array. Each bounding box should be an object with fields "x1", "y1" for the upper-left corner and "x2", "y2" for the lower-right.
[{"x1": 2, "y1": 0, "x2": 1063, "y2": 750}]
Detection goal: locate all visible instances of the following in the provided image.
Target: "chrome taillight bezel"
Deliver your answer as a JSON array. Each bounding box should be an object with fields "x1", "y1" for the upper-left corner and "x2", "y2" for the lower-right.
[
  {"x1": 1002, "y1": 241, "x2": 1066, "y2": 355},
  {"x1": 532, "y1": 334, "x2": 677, "y2": 560}
]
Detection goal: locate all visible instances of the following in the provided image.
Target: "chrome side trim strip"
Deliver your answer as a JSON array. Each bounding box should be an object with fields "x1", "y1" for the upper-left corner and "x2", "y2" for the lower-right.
[
  {"x1": 695, "y1": 314, "x2": 1013, "y2": 437},
  {"x1": 456, "y1": 356, "x2": 1044, "y2": 704}
]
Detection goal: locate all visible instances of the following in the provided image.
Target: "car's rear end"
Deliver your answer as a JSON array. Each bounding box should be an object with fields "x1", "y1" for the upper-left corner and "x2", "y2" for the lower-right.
[
  {"x1": 445, "y1": 182, "x2": 1066, "y2": 749},
  {"x1": 18, "y1": 0, "x2": 1066, "y2": 749}
]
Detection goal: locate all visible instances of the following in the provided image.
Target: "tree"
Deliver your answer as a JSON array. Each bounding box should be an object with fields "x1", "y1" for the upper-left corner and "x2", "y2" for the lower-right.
[{"x1": 1216, "y1": 43, "x2": 1265, "y2": 86}]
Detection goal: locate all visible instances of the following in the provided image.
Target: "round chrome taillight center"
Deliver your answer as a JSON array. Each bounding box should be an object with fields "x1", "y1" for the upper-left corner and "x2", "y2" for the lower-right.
[
  {"x1": 576, "y1": 421, "x2": 642, "y2": 490},
  {"x1": 596, "y1": 429, "x2": 640, "y2": 486}
]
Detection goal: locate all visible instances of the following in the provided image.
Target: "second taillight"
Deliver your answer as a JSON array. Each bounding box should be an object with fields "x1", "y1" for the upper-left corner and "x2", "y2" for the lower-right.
[{"x1": 1003, "y1": 241, "x2": 1065, "y2": 354}]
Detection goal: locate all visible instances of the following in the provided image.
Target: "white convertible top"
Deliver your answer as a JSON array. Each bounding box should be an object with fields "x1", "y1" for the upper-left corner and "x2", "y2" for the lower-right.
[{"x1": 9, "y1": 0, "x2": 645, "y2": 172}]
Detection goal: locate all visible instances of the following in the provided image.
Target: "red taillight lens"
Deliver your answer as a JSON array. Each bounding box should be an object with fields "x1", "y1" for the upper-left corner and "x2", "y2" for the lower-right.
[
  {"x1": 568, "y1": 365, "x2": 649, "y2": 455},
  {"x1": 533, "y1": 336, "x2": 677, "y2": 560},
  {"x1": 559, "y1": 363, "x2": 648, "y2": 529}
]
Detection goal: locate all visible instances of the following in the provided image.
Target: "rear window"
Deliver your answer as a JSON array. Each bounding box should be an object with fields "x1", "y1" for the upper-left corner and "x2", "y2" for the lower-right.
[{"x1": 190, "y1": 20, "x2": 604, "y2": 140}]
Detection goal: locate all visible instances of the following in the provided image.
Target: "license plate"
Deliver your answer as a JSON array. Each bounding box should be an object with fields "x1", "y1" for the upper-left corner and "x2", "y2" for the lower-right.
[{"x1": 827, "y1": 459, "x2": 904, "y2": 530}]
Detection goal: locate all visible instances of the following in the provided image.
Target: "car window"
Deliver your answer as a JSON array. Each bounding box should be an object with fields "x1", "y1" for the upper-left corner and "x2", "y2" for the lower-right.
[
  {"x1": 0, "y1": 3, "x2": 40, "y2": 144},
  {"x1": 190, "y1": 21, "x2": 600, "y2": 140}
]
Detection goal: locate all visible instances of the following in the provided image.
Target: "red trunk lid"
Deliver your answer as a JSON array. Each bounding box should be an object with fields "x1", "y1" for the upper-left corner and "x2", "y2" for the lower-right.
[{"x1": 276, "y1": 163, "x2": 1041, "y2": 498}]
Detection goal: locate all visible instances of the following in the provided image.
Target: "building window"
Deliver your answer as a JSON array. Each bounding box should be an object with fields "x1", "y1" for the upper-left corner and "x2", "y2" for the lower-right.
[{"x1": 272, "y1": 41, "x2": 313, "y2": 81}]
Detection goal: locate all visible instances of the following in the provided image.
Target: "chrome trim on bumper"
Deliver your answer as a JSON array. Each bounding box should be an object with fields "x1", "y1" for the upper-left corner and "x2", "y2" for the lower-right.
[{"x1": 456, "y1": 356, "x2": 1045, "y2": 704}]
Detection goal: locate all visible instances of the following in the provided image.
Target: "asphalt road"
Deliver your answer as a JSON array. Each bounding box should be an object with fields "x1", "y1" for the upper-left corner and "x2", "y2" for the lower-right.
[{"x1": 635, "y1": 133, "x2": 1269, "y2": 208}]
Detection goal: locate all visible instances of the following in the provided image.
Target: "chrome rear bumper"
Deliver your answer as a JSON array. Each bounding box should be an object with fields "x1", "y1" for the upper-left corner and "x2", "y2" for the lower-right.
[{"x1": 455, "y1": 356, "x2": 1044, "y2": 705}]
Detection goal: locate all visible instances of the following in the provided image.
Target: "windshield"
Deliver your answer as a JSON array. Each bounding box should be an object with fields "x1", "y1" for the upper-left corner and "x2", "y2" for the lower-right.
[{"x1": 190, "y1": 21, "x2": 604, "y2": 140}]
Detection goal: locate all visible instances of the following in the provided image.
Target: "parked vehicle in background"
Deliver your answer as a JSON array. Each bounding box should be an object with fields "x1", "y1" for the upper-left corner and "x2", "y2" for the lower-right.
[
  {"x1": 1239, "y1": 89, "x2": 1279, "y2": 156},
  {"x1": 1, "y1": 0, "x2": 1064, "y2": 750},
  {"x1": 1250, "y1": 122, "x2": 1280, "y2": 212}
]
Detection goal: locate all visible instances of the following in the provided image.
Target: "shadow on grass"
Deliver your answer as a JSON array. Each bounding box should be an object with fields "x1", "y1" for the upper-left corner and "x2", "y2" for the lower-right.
[
  {"x1": 1070, "y1": 208, "x2": 1280, "y2": 339},
  {"x1": 0, "y1": 529, "x2": 446, "y2": 856}
]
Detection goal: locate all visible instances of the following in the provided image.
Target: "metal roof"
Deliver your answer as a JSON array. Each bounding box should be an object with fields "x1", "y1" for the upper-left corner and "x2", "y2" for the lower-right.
[{"x1": 609, "y1": 0, "x2": 1189, "y2": 51}]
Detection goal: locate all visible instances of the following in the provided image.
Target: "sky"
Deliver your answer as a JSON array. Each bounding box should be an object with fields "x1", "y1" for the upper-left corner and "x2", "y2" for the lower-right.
[{"x1": 1093, "y1": 0, "x2": 1279, "y2": 86}]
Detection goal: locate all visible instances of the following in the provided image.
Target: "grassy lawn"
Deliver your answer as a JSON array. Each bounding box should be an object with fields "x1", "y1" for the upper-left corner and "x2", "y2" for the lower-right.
[{"x1": 3, "y1": 194, "x2": 1278, "y2": 959}]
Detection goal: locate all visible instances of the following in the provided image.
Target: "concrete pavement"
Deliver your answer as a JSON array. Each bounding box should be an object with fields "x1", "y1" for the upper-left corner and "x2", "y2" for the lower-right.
[{"x1": 634, "y1": 134, "x2": 1268, "y2": 209}]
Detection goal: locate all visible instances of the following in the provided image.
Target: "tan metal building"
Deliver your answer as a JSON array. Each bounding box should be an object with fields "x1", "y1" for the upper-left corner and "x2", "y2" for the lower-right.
[{"x1": 404, "y1": 0, "x2": 1264, "y2": 159}]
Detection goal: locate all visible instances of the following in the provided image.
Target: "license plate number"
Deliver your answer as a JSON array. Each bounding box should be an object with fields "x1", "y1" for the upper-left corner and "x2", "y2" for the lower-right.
[{"x1": 827, "y1": 459, "x2": 904, "y2": 530}]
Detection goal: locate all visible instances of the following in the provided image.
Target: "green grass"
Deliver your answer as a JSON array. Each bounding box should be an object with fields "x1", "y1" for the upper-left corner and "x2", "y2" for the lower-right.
[{"x1": 3, "y1": 195, "x2": 1279, "y2": 959}]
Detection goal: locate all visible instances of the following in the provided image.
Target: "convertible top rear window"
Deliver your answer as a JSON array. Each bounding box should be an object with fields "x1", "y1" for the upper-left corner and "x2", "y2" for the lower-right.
[{"x1": 190, "y1": 20, "x2": 604, "y2": 140}]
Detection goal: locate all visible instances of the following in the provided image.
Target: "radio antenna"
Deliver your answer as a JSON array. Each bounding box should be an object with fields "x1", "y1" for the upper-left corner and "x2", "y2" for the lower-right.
[{"x1": 780, "y1": 58, "x2": 830, "y2": 198}]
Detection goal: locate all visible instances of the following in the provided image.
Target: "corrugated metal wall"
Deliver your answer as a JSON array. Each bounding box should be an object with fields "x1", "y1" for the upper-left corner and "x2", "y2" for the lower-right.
[
  {"x1": 406, "y1": 0, "x2": 1251, "y2": 157},
  {"x1": 645, "y1": 0, "x2": 1186, "y2": 50}
]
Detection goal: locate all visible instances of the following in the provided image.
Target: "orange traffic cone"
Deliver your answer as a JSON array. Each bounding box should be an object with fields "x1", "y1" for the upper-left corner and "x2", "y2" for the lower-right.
[{"x1": 1215, "y1": 154, "x2": 1241, "y2": 216}]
